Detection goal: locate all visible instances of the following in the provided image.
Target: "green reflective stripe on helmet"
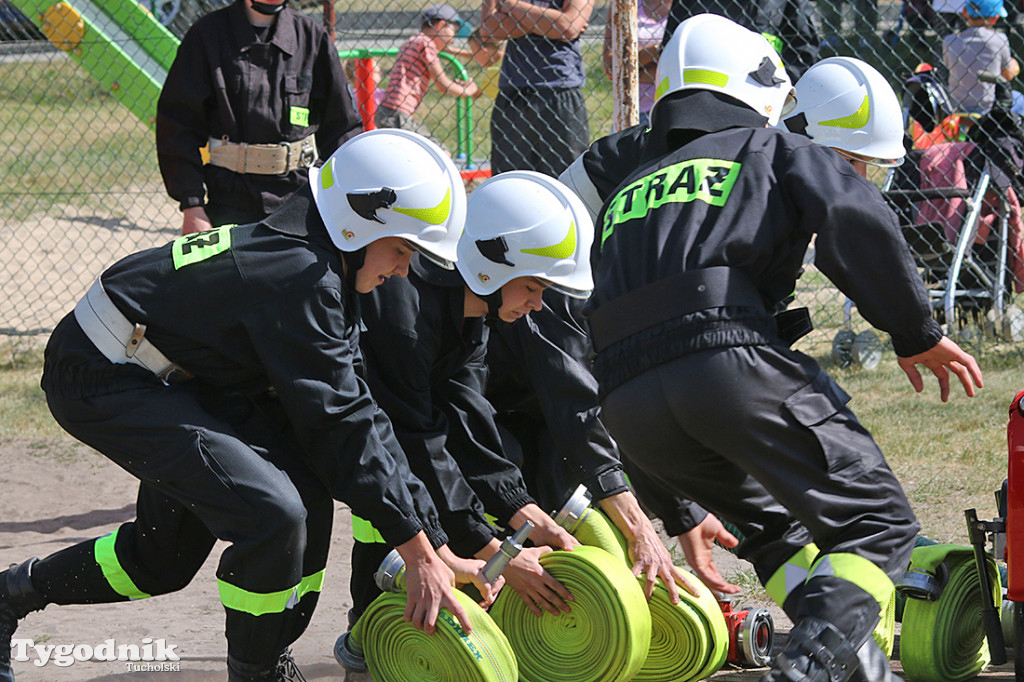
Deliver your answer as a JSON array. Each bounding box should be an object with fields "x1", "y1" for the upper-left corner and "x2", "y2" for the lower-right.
[
  {"x1": 218, "y1": 570, "x2": 325, "y2": 617},
  {"x1": 352, "y1": 515, "x2": 387, "y2": 544},
  {"x1": 683, "y1": 68, "x2": 729, "y2": 88},
  {"x1": 820, "y1": 95, "x2": 871, "y2": 129},
  {"x1": 761, "y1": 32, "x2": 784, "y2": 54},
  {"x1": 655, "y1": 77, "x2": 671, "y2": 101},
  {"x1": 765, "y1": 543, "x2": 819, "y2": 606},
  {"x1": 94, "y1": 530, "x2": 151, "y2": 600},
  {"x1": 521, "y1": 220, "x2": 576, "y2": 259},
  {"x1": 320, "y1": 159, "x2": 334, "y2": 189},
  {"x1": 809, "y1": 552, "x2": 896, "y2": 612},
  {"x1": 393, "y1": 187, "x2": 451, "y2": 225}
]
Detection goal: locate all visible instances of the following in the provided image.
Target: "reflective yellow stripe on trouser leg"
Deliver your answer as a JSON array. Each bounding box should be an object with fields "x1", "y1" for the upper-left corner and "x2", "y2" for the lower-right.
[
  {"x1": 218, "y1": 570, "x2": 325, "y2": 616},
  {"x1": 94, "y1": 529, "x2": 152, "y2": 600},
  {"x1": 810, "y1": 552, "x2": 897, "y2": 657}
]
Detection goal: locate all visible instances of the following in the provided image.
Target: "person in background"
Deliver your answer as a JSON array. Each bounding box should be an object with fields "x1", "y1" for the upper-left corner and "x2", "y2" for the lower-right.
[
  {"x1": 479, "y1": 0, "x2": 594, "y2": 176},
  {"x1": 942, "y1": 0, "x2": 1019, "y2": 115},
  {"x1": 375, "y1": 4, "x2": 482, "y2": 149},
  {"x1": 156, "y1": 0, "x2": 361, "y2": 235}
]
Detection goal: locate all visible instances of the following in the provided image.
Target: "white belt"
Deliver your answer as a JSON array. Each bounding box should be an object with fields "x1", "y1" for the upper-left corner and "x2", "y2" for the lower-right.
[
  {"x1": 207, "y1": 134, "x2": 317, "y2": 175},
  {"x1": 73, "y1": 278, "x2": 193, "y2": 384}
]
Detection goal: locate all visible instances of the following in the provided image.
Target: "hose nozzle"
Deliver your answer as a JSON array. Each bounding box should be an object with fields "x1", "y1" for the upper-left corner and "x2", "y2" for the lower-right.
[{"x1": 483, "y1": 521, "x2": 534, "y2": 584}]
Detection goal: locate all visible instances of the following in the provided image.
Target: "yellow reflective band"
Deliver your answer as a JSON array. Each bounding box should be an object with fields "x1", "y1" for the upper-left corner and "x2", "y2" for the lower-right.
[
  {"x1": 683, "y1": 69, "x2": 729, "y2": 88},
  {"x1": 218, "y1": 570, "x2": 325, "y2": 617},
  {"x1": 765, "y1": 543, "x2": 819, "y2": 606},
  {"x1": 320, "y1": 159, "x2": 334, "y2": 190},
  {"x1": 809, "y1": 553, "x2": 895, "y2": 612},
  {"x1": 521, "y1": 221, "x2": 576, "y2": 259},
  {"x1": 655, "y1": 77, "x2": 670, "y2": 101},
  {"x1": 94, "y1": 530, "x2": 151, "y2": 600},
  {"x1": 820, "y1": 95, "x2": 871, "y2": 130},
  {"x1": 393, "y1": 188, "x2": 451, "y2": 225},
  {"x1": 352, "y1": 515, "x2": 387, "y2": 544},
  {"x1": 172, "y1": 224, "x2": 232, "y2": 270}
]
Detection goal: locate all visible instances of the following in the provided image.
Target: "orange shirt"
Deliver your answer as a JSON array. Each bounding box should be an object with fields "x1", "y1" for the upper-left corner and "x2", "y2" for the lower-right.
[{"x1": 380, "y1": 33, "x2": 439, "y2": 115}]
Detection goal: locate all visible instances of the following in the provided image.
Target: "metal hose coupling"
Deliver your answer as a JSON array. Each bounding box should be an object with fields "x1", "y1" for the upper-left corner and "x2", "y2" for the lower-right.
[
  {"x1": 554, "y1": 484, "x2": 593, "y2": 534},
  {"x1": 483, "y1": 521, "x2": 534, "y2": 584},
  {"x1": 334, "y1": 548, "x2": 408, "y2": 673},
  {"x1": 719, "y1": 594, "x2": 774, "y2": 668}
]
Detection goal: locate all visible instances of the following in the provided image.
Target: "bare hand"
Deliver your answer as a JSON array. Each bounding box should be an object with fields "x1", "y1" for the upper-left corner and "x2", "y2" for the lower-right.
[
  {"x1": 676, "y1": 515, "x2": 741, "y2": 595},
  {"x1": 511, "y1": 503, "x2": 580, "y2": 551},
  {"x1": 436, "y1": 545, "x2": 504, "y2": 609},
  {"x1": 897, "y1": 335, "x2": 983, "y2": 402},
  {"x1": 625, "y1": 517, "x2": 700, "y2": 602},
  {"x1": 181, "y1": 206, "x2": 213, "y2": 235},
  {"x1": 397, "y1": 535, "x2": 472, "y2": 634},
  {"x1": 503, "y1": 546, "x2": 574, "y2": 616}
]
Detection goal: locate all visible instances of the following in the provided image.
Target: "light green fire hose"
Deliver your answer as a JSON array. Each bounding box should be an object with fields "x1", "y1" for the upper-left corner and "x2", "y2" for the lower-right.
[
  {"x1": 489, "y1": 545, "x2": 652, "y2": 682},
  {"x1": 352, "y1": 588, "x2": 518, "y2": 682},
  {"x1": 559, "y1": 490, "x2": 728, "y2": 682},
  {"x1": 899, "y1": 544, "x2": 1002, "y2": 682}
]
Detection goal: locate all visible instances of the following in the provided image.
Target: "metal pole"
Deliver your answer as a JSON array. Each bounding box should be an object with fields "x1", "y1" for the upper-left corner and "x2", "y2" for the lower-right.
[{"x1": 610, "y1": 0, "x2": 638, "y2": 132}]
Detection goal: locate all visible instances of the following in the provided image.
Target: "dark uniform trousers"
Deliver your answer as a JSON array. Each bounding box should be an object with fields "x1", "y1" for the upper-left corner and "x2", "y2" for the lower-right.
[
  {"x1": 36, "y1": 370, "x2": 333, "y2": 665},
  {"x1": 601, "y1": 343, "x2": 919, "y2": 647}
]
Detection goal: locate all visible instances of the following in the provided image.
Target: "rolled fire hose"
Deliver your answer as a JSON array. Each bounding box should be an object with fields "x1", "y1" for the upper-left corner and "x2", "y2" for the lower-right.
[
  {"x1": 898, "y1": 544, "x2": 1002, "y2": 682},
  {"x1": 556, "y1": 485, "x2": 729, "y2": 681},
  {"x1": 489, "y1": 545, "x2": 652, "y2": 682},
  {"x1": 351, "y1": 589, "x2": 518, "y2": 682}
]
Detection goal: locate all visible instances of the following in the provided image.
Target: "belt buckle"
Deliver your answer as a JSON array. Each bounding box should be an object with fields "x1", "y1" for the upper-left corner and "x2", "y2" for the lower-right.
[
  {"x1": 157, "y1": 364, "x2": 192, "y2": 385},
  {"x1": 278, "y1": 141, "x2": 292, "y2": 176}
]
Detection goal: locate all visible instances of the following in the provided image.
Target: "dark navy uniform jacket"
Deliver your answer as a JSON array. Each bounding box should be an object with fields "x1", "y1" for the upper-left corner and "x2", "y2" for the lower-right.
[
  {"x1": 41, "y1": 187, "x2": 444, "y2": 550},
  {"x1": 359, "y1": 257, "x2": 536, "y2": 556},
  {"x1": 581, "y1": 90, "x2": 944, "y2": 533},
  {"x1": 485, "y1": 292, "x2": 629, "y2": 512},
  {"x1": 156, "y1": 0, "x2": 361, "y2": 215}
]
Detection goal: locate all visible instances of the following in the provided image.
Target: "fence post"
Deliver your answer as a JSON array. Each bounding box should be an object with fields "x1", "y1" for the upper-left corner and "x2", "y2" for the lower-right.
[{"x1": 610, "y1": 0, "x2": 638, "y2": 132}]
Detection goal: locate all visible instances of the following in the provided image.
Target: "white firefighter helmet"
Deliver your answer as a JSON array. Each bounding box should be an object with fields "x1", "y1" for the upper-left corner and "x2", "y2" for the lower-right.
[
  {"x1": 309, "y1": 128, "x2": 465, "y2": 268},
  {"x1": 456, "y1": 171, "x2": 594, "y2": 298},
  {"x1": 784, "y1": 56, "x2": 906, "y2": 167},
  {"x1": 654, "y1": 13, "x2": 795, "y2": 125}
]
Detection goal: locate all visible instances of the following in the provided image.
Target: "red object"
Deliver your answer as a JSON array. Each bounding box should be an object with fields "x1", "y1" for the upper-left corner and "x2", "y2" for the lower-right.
[
  {"x1": 460, "y1": 168, "x2": 492, "y2": 182},
  {"x1": 353, "y1": 57, "x2": 378, "y2": 131},
  {"x1": 719, "y1": 599, "x2": 773, "y2": 667},
  {"x1": 1006, "y1": 390, "x2": 1024, "y2": 600}
]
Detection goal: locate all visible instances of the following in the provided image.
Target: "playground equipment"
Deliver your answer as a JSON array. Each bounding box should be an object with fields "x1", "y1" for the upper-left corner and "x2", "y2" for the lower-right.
[
  {"x1": 340, "y1": 47, "x2": 491, "y2": 184},
  {"x1": 9, "y1": 0, "x2": 176, "y2": 127}
]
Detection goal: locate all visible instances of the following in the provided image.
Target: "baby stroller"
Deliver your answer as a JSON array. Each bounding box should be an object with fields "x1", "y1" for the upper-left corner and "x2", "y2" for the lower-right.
[{"x1": 882, "y1": 68, "x2": 1024, "y2": 341}]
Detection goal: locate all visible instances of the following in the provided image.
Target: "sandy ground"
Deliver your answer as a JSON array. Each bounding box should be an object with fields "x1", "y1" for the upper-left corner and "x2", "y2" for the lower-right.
[{"x1": 4, "y1": 438, "x2": 1024, "y2": 681}]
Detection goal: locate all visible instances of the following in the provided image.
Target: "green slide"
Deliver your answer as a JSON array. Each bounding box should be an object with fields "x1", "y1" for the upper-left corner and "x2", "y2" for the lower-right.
[{"x1": 9, "y1": 0, "x2": 178, "y2": 127}]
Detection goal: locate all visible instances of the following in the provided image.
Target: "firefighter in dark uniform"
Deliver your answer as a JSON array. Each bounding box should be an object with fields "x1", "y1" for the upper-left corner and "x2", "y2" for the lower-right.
[
  {"x1": 0, "y1": 131, "x2": 498, "y2": 682},
  {"x1": 156, "y1": 0, "x2": 361, "y2": 235},
  {"x1": 579, "y1": 15, "x2": 983, "y2": 682},
  {"x1": 485, "y1": 291, "x2": 691, "y2": 604},
  {"x1": 342, "y1": 172, "x2": 601, "y2": 646}
]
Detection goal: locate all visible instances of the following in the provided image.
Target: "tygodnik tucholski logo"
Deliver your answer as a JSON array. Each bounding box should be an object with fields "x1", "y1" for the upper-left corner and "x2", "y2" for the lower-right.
[{"x1": 10, "y1": 637, "x2": 181, "y2": 671}]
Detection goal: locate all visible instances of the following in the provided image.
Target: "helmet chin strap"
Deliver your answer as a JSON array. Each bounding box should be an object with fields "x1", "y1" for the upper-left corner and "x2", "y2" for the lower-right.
[
  {"x1": 342, "y1": 247, "x2": 367, "y2": 291},
  {"x1": 250, "y1": 0, "x2": 287, "y2": 15},
  {"x1": 482, "y1": 290, "x2": 507, "y2": 326}
]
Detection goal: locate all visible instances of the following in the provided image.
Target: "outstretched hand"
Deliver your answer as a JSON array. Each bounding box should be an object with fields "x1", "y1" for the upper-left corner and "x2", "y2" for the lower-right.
[
  {"x1": 676, "y1": 514, "x2": 742, "y2": 595},
  {"x1": 897, "y1": 335, "x2": 983, "y2": 402}
]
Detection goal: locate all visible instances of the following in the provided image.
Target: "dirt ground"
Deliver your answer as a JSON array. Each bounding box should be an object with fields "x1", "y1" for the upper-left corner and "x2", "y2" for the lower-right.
[{"x1": 2, "y1": 439, "x2": 1021, "y2": 682}]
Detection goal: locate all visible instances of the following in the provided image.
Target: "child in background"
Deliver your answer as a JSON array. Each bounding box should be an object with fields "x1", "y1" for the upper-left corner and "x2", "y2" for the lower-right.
[
  {"x1": 375, "y1": 4, "x2": 481, "y2": 147},
  {"x1": 942, "y1": 0, "x2": 1019, "y2": 114}
]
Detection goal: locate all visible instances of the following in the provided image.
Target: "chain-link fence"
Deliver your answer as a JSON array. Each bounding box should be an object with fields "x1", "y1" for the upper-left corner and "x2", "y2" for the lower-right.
[{"x1": 3, "y1": 0, "x2": 1024, "y2": 363}]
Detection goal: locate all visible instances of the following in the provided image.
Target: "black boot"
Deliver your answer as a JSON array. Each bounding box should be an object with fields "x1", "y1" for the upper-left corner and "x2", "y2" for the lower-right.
[
  {"x1": 227, "y1": 648, "x2": 307, "y2": 682},
  {"x1": 760, "y1": 618, "x2": 862, "y2": 682},
  {"x1": 1, "y1": 558, "x2": 47, "y2": 682}
]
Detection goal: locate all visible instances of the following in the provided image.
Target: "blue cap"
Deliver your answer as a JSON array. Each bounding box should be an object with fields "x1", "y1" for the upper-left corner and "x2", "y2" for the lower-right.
[
  {"x1": 422, "y1": 4, "x2": 463, "y2": 26},
  {"x1": 965, "y1": 0, "x2": 1007, "y2": 18}
]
